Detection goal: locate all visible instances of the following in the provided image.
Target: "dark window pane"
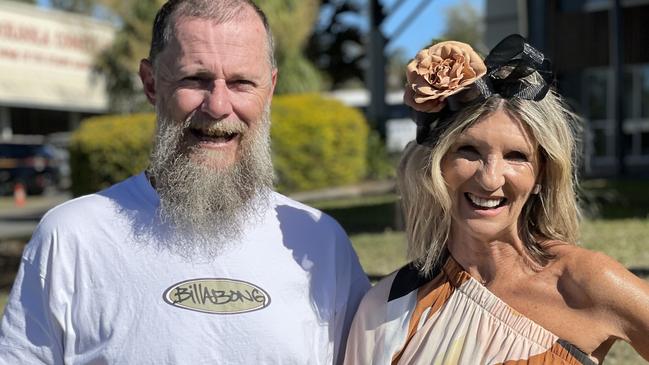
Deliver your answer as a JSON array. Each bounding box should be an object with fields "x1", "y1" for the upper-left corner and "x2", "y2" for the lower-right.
[
  {"x1": 623, "y1": 132, "x2": 634, "y2": 155},
  {"x1": 593, "y1": 128, "x2": 608, "y2": 156},
  {"x1": 642, "y1": 67, "x2": 649, "y2": 118},
  {"x1": 585, "y1": 72, "x2": 608, "y2": 119},
  {"x1": 623, "y1": 69, "x2": 633, "y2": 119},
  {"x1": 642, "y1": 132, "x2": 649, "y2": 155}
]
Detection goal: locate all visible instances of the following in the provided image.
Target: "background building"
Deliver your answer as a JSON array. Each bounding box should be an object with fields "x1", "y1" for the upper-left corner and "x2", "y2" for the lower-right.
[
  {"x1": 0, "y1": 1, "x2": 114, "y2": 142},
  {"x1": 486, "y1": 0, "x2": 649, "y2": 177}
]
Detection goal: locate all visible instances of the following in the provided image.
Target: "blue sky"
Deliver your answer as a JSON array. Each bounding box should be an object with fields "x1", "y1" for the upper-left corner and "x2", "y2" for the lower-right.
[
  {"x1": 36, "y1": 0, "x2": 484, "y2": 59},
  {"x1": 382, "y1": 0, "x2": 484, "y2": 57}
]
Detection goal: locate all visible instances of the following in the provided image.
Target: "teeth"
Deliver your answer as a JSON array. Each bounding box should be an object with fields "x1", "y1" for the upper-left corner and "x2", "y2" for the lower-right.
[
  {"x1": 194, "y1": 129, "x2": 235, "y2": 138},
  {"x1": 210, "y1": 131, "x2": 233, "y2": 138},
  {"x1": 467, "y1": 193, "x2": 503, "y2": 208}
]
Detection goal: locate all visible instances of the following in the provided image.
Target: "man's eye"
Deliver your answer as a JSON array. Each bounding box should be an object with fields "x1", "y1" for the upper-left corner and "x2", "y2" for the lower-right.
[
  {"x1": 183, "y1": 76, "x2": 205, "y2": 82},
  {"x1": 230, "y1": 79, "x2": 255, "y2": 87},
  {"x1": 505, "y1": 151, "x2": 528, "y2": 162}
]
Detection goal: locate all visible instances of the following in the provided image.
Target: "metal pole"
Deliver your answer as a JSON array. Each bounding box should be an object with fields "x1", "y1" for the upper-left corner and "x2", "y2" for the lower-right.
[
  {"x1": 0, "y1": 106, "x2": 12, "y2": 141},
  {"x1": 526, "y1": 0, "x2": 546, "y2": 51},
  {"x1": 367, "y1": 0, "x2": 387, "y2": 138},
  {"x1": 610, "y1": 0, "x2": 625, "y2": 176}
]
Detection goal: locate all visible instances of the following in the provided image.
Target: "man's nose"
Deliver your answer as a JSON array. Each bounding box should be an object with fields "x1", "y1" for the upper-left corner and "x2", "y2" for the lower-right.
[
  {"x1": 475, "y1": 157, "x2": 505, "y2": 191},
  {"x1": 201, "y1": 80, "x2": 233, "y2": 120}
]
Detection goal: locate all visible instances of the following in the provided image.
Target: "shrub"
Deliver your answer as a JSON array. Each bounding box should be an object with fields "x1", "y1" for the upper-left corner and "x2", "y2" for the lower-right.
[
  {"x1": 365, "y1": 130, "x2": 396, "y2": 181},
  {"x1": 271, "y1": 93, "x2": 368, "y2": 191},
  {"x1": 69, "y1": 113, "x2": 155, "y2": 196},
  {"x1": 70, "y1": 94, "x2": 369, "y2": 195}
]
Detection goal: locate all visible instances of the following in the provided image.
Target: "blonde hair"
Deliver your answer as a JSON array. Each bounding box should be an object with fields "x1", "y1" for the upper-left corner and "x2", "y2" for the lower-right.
[{"x1": 398, "y1": 91, "x2": 582, "y2": 275}]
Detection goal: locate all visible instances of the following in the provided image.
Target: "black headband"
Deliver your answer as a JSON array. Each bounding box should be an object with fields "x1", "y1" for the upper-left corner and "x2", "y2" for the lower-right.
[{"x1": 415, "y1": 34, "x2": 554, "y2": 146}]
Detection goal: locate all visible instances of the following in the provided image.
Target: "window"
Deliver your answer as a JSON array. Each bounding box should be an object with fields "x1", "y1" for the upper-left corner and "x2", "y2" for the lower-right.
[
  {"x1": 584, "y1": 70, "x2": 608, "y2": 120},
  {"x1": 642, "y1": 132, "x2": 649, "y2": 154},
  {"x1": 592, "y1": 128, "x2": 608, "y2": 156},
  {"x1": 642, "y1": 67, "x2": 649, "y2": 118}
]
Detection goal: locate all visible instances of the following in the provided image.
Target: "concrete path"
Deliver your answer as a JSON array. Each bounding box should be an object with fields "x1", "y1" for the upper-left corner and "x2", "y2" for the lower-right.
[{"x1": 0, "y1": 193, "x2": 71, "y2": 241}]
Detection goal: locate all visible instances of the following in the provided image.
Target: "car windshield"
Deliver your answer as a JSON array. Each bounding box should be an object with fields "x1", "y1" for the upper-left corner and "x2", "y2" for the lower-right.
[{"x1": 0, "y1": 144, "x2": 49, "y2": 158}]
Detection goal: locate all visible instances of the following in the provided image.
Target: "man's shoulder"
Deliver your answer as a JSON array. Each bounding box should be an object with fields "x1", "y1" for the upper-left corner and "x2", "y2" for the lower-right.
[
  {"x1": 39, "y1": 174, "x2": 149, "y2": 232},
  {"x1": 270, "y1": 191, "x2": 349, "y2": 241},
  {"x1": 271, "y1": 192, "x2": 336, "y2": 225}
]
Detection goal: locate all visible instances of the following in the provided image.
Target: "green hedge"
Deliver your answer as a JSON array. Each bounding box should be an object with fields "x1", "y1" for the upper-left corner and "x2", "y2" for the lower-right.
[
  {"x1": 70, "y1": 93, "x2": 368, "y2": 195},
  {"x1": 270, "y1": 93, "x2": 368, "y2": 191},
  {"x1": 69, "y1": 113, "x2": 155, "y2": 196}
]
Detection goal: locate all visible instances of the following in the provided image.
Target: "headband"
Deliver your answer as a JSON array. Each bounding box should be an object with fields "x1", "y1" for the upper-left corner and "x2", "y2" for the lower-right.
[{"x1": 404, "y1": 34, "x2": 554, "y2": 146}]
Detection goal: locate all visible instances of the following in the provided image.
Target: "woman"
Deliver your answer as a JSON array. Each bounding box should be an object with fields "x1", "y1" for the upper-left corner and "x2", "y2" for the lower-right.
[{"x1": 344, "y1": 35, "x2": 649, "y2": 364}]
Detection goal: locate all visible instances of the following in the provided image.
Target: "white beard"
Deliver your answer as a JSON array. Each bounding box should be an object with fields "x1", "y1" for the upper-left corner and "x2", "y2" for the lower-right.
[{"x1": 147, "y1": 105, "x2": 274, "y2": 259}]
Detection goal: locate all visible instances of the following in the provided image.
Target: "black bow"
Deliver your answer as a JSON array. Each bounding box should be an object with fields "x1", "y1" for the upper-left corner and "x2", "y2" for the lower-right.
[{"x1": 414, "y1": 34, "x2": 554, "y2": 146}]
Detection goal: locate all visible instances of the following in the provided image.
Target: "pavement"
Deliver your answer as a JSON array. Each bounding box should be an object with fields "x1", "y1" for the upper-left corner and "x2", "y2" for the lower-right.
[
  {"x1": 0, "y1": 193, "x2": 71, "y2": 241},
  {"x1": 0, "y1": 180, "x2": 397, "y2": 242}
]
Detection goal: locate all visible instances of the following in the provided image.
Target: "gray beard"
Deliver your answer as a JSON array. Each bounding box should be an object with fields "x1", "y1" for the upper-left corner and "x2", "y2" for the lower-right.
[{"x1": 147, "y1": 105, "x2": 274, "y2": 258}]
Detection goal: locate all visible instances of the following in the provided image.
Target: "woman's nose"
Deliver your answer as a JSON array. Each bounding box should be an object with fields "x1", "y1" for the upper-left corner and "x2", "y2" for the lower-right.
[{"x1": 475, "y1": 157, "x2": 505, "y2": 191}]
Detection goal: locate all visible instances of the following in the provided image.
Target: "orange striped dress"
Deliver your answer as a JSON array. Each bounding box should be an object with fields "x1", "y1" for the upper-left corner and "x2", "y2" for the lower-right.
[{"x1": 344, "y1": 256, "x2": 598, "y2": 365}]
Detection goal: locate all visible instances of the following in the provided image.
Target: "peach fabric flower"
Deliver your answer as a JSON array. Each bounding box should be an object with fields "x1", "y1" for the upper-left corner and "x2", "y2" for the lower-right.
[{"x1": 405, "y1": 41, "x2": 487, "y2": 113}]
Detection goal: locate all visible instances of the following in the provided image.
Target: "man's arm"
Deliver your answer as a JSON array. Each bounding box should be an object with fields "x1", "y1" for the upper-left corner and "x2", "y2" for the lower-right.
[
  {"x1": 0, "y1": 230, "x2": 63, "y2": 364},
  {"x1": 332, "y1": 228, "x2": 371, "y2": 365}
]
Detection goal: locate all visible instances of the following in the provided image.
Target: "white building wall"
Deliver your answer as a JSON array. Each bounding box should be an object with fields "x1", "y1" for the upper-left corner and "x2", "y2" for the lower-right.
[{"x1": 0, "y1": 1, "x2": 115, "y2": 113}]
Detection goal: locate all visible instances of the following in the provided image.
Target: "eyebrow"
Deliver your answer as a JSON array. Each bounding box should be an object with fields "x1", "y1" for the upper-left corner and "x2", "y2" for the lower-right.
[{"x1": 455, "y1": 133, "x2": 535, "y2": 153}]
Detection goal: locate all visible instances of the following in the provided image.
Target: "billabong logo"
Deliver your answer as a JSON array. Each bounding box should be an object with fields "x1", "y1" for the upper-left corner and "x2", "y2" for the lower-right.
[{"x1": 163, "y1": 278, "x2": 271, "y2": 314}]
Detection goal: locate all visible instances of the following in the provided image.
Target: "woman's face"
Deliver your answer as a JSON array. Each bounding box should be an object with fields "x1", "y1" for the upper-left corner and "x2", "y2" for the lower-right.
[{"x1": 441, "y1": 109, "x2": 542, "y2": 242}]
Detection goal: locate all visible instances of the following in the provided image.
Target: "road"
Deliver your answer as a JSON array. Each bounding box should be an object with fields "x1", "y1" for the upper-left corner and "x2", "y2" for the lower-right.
[{"x1": 0, "y1": 193, "x2": 71, "y2": 241}]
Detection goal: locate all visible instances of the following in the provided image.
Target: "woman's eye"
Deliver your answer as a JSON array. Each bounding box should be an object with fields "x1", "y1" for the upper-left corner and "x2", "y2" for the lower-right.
[
  {"x1": 505, "y1": 151, "x2": 528, "y2": 162},
  {"x1": 457, "y1": 145, "x2": 479, "y2": 155},
  {"x1": 454, "y1": 145, "x2": 481, "y2": 161}
]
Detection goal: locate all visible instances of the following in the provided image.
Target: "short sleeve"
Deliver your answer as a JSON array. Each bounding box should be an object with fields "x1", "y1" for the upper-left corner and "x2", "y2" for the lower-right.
[{"x1": 0, "y1": 225, "x2": 64, "y2": 364}]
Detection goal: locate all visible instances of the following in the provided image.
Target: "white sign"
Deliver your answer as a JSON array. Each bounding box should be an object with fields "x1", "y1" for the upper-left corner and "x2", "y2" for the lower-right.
[
  {"x1": 0, "y1": 1, "x2": 115, "y2": 112},
  {"x1": 386, "y1": 118, "x2": 416, "y2": 152}
]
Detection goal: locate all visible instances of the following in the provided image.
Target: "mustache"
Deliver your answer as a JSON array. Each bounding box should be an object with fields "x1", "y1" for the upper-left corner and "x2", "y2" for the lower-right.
[{"x1": 184, "y1": 112, "x2": 248, "y2": 136}]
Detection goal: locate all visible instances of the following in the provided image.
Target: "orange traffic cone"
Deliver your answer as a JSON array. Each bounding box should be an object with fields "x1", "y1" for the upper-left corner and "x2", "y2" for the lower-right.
[{"x1": 14, "y1": 182, "x2": 26, "y2": 208}]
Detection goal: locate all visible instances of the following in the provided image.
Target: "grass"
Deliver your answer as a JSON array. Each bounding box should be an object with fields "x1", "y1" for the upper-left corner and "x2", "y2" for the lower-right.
[
  {"x1": 348, "y1": 220, "x2": 649, "y2": 279},
  {"x1": 347, "y1": 220, "x2": 649, "y2": 365},
  {"x1": 335, "y1": 181, "x2": 649, "y2": 364},
  {"x1": 1, "y1": 181, "x2": 647, "y2": 362},
  {"x1": 0, "y1": 292, "x2": 7, "y2": 316}
]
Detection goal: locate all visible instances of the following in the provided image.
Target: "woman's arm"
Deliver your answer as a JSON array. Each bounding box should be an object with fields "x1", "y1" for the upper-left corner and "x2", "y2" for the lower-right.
[{"x1": 582, "y1": 251, "x2": 649, "y2": 360}]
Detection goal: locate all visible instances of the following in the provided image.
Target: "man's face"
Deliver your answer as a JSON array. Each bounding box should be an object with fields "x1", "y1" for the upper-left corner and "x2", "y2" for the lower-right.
[
  {"x1": 141, "y1": 12, "x2": 277, "y2": 170},
  {"x1": 137, "y1": 11, "x2": 277, "y2": 253}
]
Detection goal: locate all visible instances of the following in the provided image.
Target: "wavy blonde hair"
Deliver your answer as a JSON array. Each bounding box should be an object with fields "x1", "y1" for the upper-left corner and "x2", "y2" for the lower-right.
[{"x1": 398, "y1": 91, "x2": 582, "y2": 275}]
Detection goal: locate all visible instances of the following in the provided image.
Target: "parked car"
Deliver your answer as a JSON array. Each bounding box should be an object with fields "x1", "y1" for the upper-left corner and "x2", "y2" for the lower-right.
[{"x1": 0, "y1": 142, "x2": 64, "y2": 195}]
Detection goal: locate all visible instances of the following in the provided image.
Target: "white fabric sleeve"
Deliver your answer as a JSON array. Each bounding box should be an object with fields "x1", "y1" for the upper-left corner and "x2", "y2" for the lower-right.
[
  {"x1": 0, "y1": 227, "x2": 64, "y2": 364},
  {"x1": 333, "y1": 225, "x2": 371, "y2": 365}
]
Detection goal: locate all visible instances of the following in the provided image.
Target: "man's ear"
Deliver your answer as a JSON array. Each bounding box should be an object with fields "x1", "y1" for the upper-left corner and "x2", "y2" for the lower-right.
[
  {"x1": 268, "y1": 68, "x2": 278, "y2": 101},
  {"x1": 139, "y1": 59, "x2": 156, "y2": 105}
]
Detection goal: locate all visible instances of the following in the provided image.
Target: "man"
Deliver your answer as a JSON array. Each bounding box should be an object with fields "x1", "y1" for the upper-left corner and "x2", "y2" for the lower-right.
[{"x1": 0, "y1": 1, "x2": 370, "y2": 363}]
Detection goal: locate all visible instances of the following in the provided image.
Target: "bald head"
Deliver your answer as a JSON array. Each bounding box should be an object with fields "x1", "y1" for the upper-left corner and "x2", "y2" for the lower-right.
[{"x1": 148, "y1": 0, "x2": 275, "y2": 69}]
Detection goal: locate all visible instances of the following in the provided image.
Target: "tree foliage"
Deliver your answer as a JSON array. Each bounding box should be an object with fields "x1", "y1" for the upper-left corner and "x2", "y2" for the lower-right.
[
  {"x1": 50, "y1": 0, "x2": 96, "y2": 14},
  {"x1": 93, "y1": 0, "x2": 163, "y2": 113},
  {"x1": 93, "y1": 0, "x2": 322, "y2": 111},
  {"x1": 254, "y1": 0, "x2": 322, "y2": 94},
  {"x1": 441, "y1": 0, "x2": 486, "y2": 54},
  {"x1": 306, "y1": 0, "x2": 365, "y2": 89}
]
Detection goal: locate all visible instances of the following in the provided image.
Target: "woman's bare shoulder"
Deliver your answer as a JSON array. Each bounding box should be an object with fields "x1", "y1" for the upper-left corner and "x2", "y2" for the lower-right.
[
  {"x1": 550, "y1": 244, "x2": 641, "y2": 300},
  {"x1": 550, "y1": 243, "x2": 649, "y2": 359}
]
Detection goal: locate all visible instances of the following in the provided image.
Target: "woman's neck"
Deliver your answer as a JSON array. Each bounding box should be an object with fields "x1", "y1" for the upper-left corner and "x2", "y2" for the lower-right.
[{"x1": 446, "y1": 231, "x2": 540, "y2": 286}]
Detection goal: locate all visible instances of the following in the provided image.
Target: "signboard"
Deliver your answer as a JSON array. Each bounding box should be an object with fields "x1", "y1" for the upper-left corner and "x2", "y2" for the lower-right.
[{"x1": 0, "y1": 1, "x2": 115, "y2": 112}]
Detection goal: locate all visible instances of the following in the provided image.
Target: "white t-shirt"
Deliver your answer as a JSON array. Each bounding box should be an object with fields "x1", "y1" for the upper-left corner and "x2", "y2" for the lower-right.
[{"x1": 0, "y1": 173, "x2": 370, "y2": 364}]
